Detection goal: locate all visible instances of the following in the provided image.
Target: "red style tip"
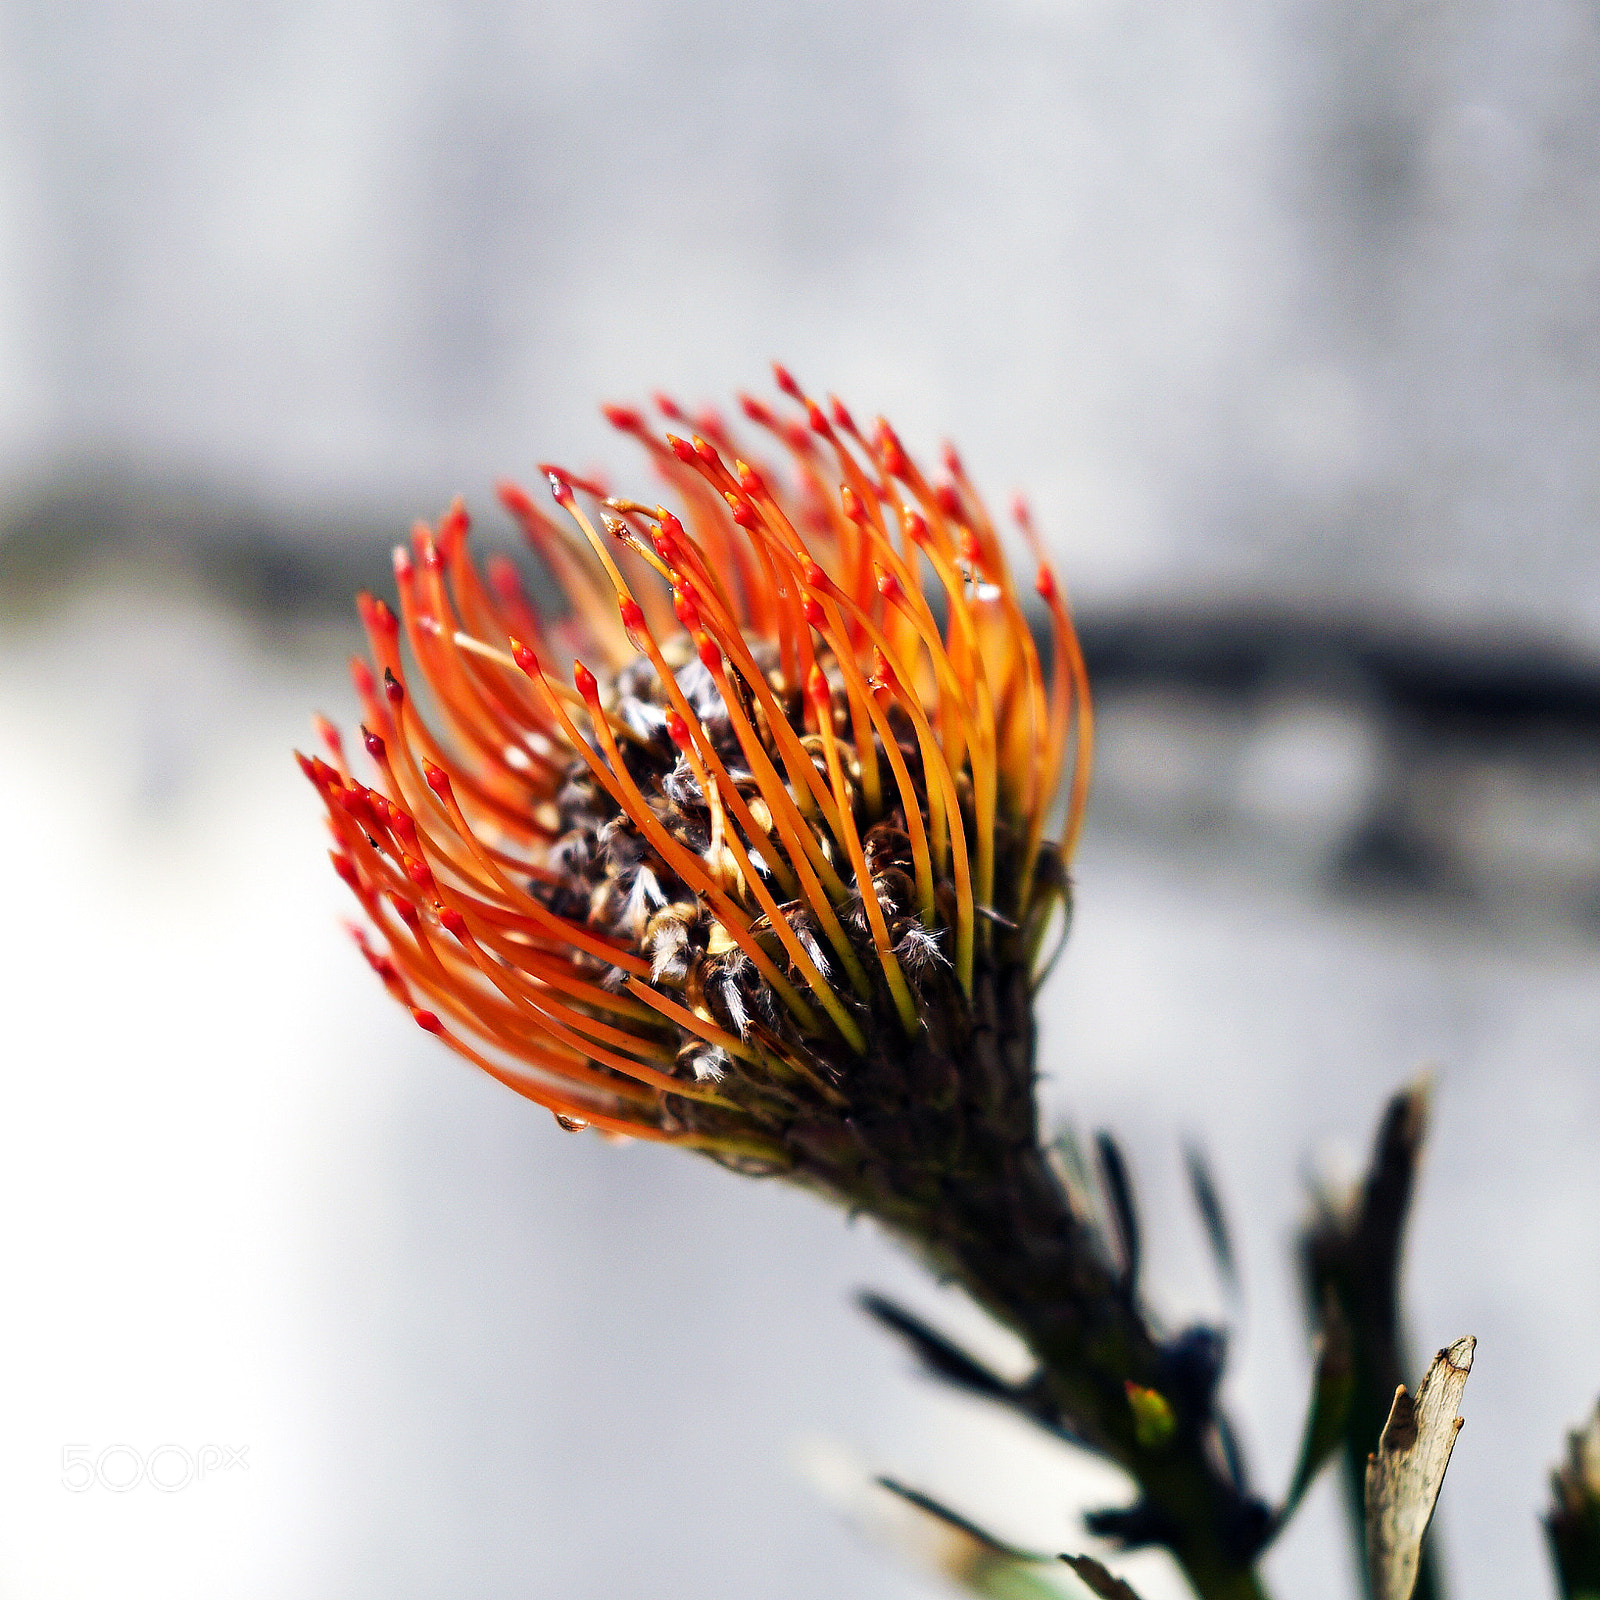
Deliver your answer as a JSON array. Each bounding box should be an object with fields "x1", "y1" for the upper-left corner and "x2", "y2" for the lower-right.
[
  {"x1": 806, "y1": 663, "x2": 831, "y2": 707},
  {"x1": 349, "y1": 656, "x2": 377, "y2": 697},
  {"x1": 383, "y1": 668, "x2": 405, "y2": 706},
  {"x1": 877, "y1": 425, "x2": 908, "y2": 478},
  {"x1": 602, "y1": 403, "x2": 644, "y2": 431},
  {"x1": 940, "y1": 442, "x2": 964, "y2": 477},
  {"x1": 423, "y1": 761, "x2": 451, "y2": 797},
  {"x1": 362, "y1": 727, "x2": 386, "y2": 762},
  {"x1": 496, "y1": 479, "x2": 535, "y2": 519},
  {"x1": 724, "y1": 492, "x2": 757, "y2": 528},
  {"x1": 388, "y1": 890, "x2": 421, "y2": 926},
  {"x1": 694, "y1": 407, "x2": 729, "y2": 445},
  {"x1": 672, "y1": 587, "x2": 701, "y2": 631},
  {"x1": 371, "y1": 599, "x2": 399, "y2": 638},
  {"x1": 438, "y1": 497, "x2": 469, "y2": 557},
  {"x1": 664, "y1": 709, "x2": 691, "y2": 748},
  {"x1": 739, "y1": 395, "x2": 776, "y2": 427},
  {"x1": 1035, "y1": 565, "x2": 1056, "y2": 601},
  {"x1": 802, "y1": 595, "x2": 826, "y2": 628},
  {"x1": 439, "y1": 907, "x2": 468, "y2": 940},
  {"x1": 802, "y1": 559, "x2": 828, "y2": 591},
  {"x1": 334, "y1": 783, "x2": 369, "y2": 818},
  {"x1": 696, "y1": 634, "x2": 721, "y2": 674},
  {"x1": 667, "y1": 433, "x2": 696, "y2": 464},
  {"x1": 873, "y1": 647, "x2": 898, "y2": 689},
  {"x1": 618, "y1": 596, "x2": 647, "y2": 636},
  {"x1": 572, "y1": 662, "x2": 599, "y2": 701},
  {"x1": 295, "y1": 750, "x2": 319, "y2": 784},
  {"x1": 331, "y1": 851, "x2": 359, "y2": 890},
  {"x1": 419, "y1": 534, "x2": 443, "y2": 573},
  {"x1": 902, "y1": 507, "x2": 930, "y2": 545},
  {"x1": 485, "y1": 553, "x2": 522, "y2": 606},
  {"x1": 403, "y1": 855, "x2": 434, "y2": 892},
  {"x1": 735, "y1": 460, "x2": 765, "y2": 495},
  {"x1": 934, "y1": 481, "x2": 962, "y2": 519},
  {"x1": 653, "y1": 392, "x2": 685, "y2": 421},
  {"x1": 875, "y1": 563, "x2": 902, "y2": 601},
  {"x1": 958, "y1": 528, "x2": 981, "y2": 566},
  {"x1": 805, "y1": 398, "x2": 831, "y2": 436},
  {"x1": 545, "y1": 470, "x2": 574, "y2": 505},
  {"x1": 1011, "y1": 494, "x2": 1035, "y2": 531},
  {"x1": 772, "y1": 362, "x2": 801, "y2": 400},
  {"x1": 392, "y1": 545, "x2": 414, "y2": 582},
  {"x1": 829, "y1": 395, "x2": 856, "y2": 433},
  {"x1": 313, "y1": 715, "x2": 342, "y2": 756},
  {"x1": 691, "y1": 435, "x2": 722, "y2": 468},
  {"x1": 509, "y1": 638, "x2": 539, "y2": 677},
  {"x1": 840, "y1": 486, "x2": 868, "y2": 526},
  {"x1": 412, "y1": 1008, "x2": 444, "y2": 1035}
]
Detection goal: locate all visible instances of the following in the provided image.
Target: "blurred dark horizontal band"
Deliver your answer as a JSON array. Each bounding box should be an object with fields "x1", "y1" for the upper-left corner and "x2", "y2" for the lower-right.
[
  {"x1": 1083, "y1": 610, "x2": 1600, "y2": 741},
  {"x1": 7, "y1": 471, "x2": 1600, "y2": 925},
  {"x1": 6, "y1": 470, "x2": 1599, "y2": 739},
  {"x1": 0, "y1": 471, "x2": 398, "y2": 623}
]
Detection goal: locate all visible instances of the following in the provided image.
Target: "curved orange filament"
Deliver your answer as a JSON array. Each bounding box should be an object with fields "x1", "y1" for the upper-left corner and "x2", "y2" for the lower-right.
[
  {"x1": 800, "y1": 576, "x2": 975, "y2": 991},
  {"x1": 574, "y1": 670, "x2": 828, "y2": 1039},
  {"x1": 438, "y1": 913, "x2": 741, "y2": 1107},
  {"x1": 511, "y1": 641, "x2": 825, "y2": 1037},
  {"x1": 662, "y1": 712, "x2": 868, "y2": 1052},
  {"x1": 621, "y1": 978, "x2": 763, "y2": 1066},
  {"x1": 808, "y1": 666, "x2": 918, "y2": 1034},
  {"x1": 320, "y1": 375, "x2": 1088, "y2": 1150},
  {"x1": 803, "y1": 585, "x2": 935, "y2": 926}
]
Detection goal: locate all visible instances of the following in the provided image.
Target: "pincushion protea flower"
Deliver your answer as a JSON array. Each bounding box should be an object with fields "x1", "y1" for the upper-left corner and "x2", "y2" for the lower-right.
[
  {"x1": 302, "y1": 366, "x2": 1090, "y2": 1209},
  {"x1": 302, "y1": 369, "x2": 1275, "y2": 1600}
]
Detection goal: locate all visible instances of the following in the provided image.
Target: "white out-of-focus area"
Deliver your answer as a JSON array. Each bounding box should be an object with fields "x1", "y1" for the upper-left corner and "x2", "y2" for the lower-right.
[
  {"x1": 0, "y1": 590, "x2": 972, "y2": 1600},
  {"x1": 7, "y1": 575, "x2": 1600, "y2": 1600},
  {"x1": 0, "y1": 0, "x2": 1598, "y2": 630},
  {"x1": 2, "y1": 2, "x2": 1600, "y2": 1599}
]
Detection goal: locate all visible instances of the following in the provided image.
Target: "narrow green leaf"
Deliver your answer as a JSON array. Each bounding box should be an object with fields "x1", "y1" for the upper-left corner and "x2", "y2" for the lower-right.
[
  {"x1": 1060, "y1": 1553, "x2": 1146, "y2": 1599},
  {"x1": 873, "y1": 1478, "x2": 1073, "y2": 1600},
  {"x1": 1184, "y1": 1142, "x2": 1239, "y2": 1299},
  {"x1": 1547, "y1": 1400, "x2": 1600, "y2": 1600},
  {"x1": 1281, "y1": 1286, "x2": 1356, "y2": 1521}
]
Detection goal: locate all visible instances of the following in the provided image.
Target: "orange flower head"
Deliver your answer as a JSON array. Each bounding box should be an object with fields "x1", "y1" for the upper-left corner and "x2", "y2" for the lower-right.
[{"x1": 302, "y1": 369, "x2": 1091, "y2": 1192}]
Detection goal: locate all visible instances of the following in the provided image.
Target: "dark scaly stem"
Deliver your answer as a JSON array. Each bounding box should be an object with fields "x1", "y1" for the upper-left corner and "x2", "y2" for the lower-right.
[{"x1": 798, "y1": 958, "x2": 1273, "y2": 1600}]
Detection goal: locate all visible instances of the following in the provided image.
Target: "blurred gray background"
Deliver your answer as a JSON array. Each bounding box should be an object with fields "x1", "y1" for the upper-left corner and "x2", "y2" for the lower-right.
[{"x1": 2, "y1": 1, "x2": 1599, "y2": 1598}]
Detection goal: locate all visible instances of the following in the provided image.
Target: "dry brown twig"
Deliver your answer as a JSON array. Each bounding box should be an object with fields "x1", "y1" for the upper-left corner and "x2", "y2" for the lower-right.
[{"x1": 1364, "y1": 1337, "x2": 1476, "y2": 1600}]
